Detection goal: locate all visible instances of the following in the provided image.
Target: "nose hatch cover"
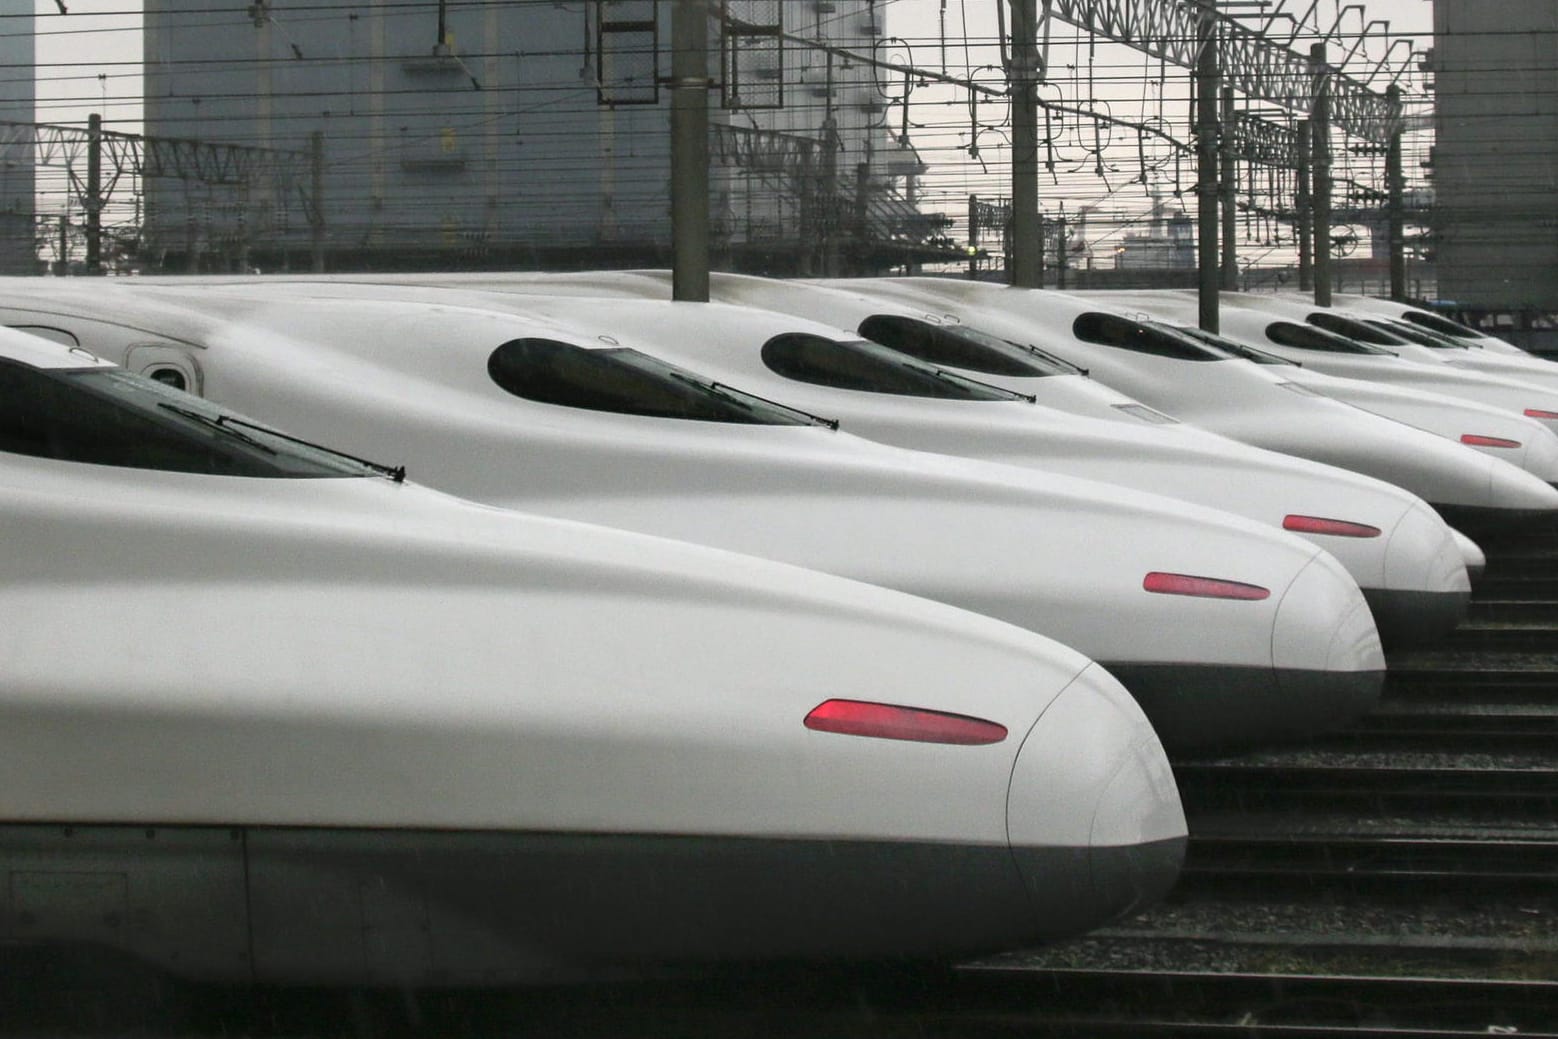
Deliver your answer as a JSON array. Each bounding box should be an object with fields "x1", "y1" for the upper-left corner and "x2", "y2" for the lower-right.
[{"x1": 1007, "y1": 666, "x2": 1185, "y2": 937}]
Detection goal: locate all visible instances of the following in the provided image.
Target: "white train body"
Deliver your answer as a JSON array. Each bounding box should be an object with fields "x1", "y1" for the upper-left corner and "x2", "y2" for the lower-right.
[
  {"x1": 822, "y1": 278, "x2": 1558, "y2": 532},
  {"x1": 1083, "y1": 289, "x2": 1558, "y2": 485},
  {"x1": 0, "y1": 329, "x2": 1187, "y2": 984},
  {"x1": 1301, "y1": 301, "x2": 1558, "y2": 390},
  {"x1": 1303, "y1": 294, "x2": 1536, "y2": 357},
  {"x1": 0, "y1": 280, "x2": 1383, "y2": 752},
  {"x1": 353, "y1": 272, "x2": 1473, "y2": 646},
  {"x1": 1212, "y1": 293, "x2": 1558, "y2": 434}
]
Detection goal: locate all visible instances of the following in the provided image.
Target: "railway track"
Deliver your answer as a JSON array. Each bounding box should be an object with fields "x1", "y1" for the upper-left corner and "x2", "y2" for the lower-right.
[
  {"x1": 108, "y1": 963, "x2": 1558, "y2": 1039},
  {"x1": 944, "y1": 967, "x2": 1558, "y2": 1038},
  {"x1": 1176, "y1": 831, "x2": 1558, "y2": 897},
  {"x1": 1172, "y1": 759, "x2": 1558, "y2": 814},
  {"x1": 955, "y1": 518, "x2": 1558, "y2": 1038}
]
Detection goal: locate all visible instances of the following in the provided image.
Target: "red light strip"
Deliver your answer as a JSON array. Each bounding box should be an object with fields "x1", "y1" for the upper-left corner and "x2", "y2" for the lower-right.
[
  {"x1": 804, "y1": 699, "x2": 1008, "y2": 745},
  {"x1": 1461, "y1": 434, "x2": 1521, "y2": 448},
  {"x1": 1524, "y1": 409, "x2": 1558, "y2": 420},
  {"x1": 1143, "y1": 572, "x2": 1271, "y2": 601},
  {"x1": 1283, "y1": 514, "x2": 1383, "y2": 538}
]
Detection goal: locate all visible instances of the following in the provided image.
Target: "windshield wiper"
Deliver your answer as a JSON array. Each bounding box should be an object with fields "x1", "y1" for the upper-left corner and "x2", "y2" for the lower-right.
[
  {"x1": 667, "y1": 371, "x2": 840, "y2": 430},
  {"x1": 932, "y1": 367, "x2": 1036, "y2": 404},
  {"x1": 158, "y1": 402, "x2": 406, "y2": 481},
  {"x1": 219, "y1": 413, "x2": 408, "y2": 482},
  {"x1": 1009, "y1": 339, "x2": 1088, "y2": 376},
  {"x1": 157, "y1": 402, "x2": 279, "y2": 456}
]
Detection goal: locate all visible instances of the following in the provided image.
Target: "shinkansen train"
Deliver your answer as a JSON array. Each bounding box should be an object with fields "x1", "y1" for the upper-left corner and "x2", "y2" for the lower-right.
[
  {"x1": 1293, "y1": 301, "x2": 1558, "y2": 390},
  {"x1": 0, "y1": 327, "x2": 1188, "y2": 985},
  {"x1": 1306, "y1": 294, "x2": 1538, "y2": 358},
  {"x1": 106, "y1": 272, "x2": 1470, "y2": 644},
  {"x1": 814, "y1": 277, "x2": 1558, "y2": 531},
  {"x1": 0, "y1": 279, "x2": 1385, "y2": 751},
  {"x1": 404, "y1": 269, "x2": 1167, "y2": 427},
  {"x1": 1207, "y1": 293, "x2": 1558, "y2": 433},
  {"x1": 1082, "y1": 289, "x2": 1558, "y2": 483},
  {"x1": 300, "y1": 273, "x2": 1476, "y2": 645}
]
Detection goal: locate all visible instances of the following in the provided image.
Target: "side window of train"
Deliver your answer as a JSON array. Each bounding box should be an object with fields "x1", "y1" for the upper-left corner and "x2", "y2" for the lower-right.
[
  {"x1": 1071, "y1": 312, "x2": 1221, "y2": 361},
  {"x1": 857, "y1": 315, "x2": 1071, "y2": 377},
  {"x1": 487, "y1": 337, "x2": 807, "y2": 424},
  {"x1": 1265, "y1": 321, "x2": 1392, "y2": 354},
  {"x1": 760, "y1": 332, "x2": 1016, "y2": 400}
]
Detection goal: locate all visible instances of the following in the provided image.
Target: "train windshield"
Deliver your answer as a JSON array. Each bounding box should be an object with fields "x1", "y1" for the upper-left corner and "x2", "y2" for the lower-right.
[
  {"x1": 0, "y1": 360, "x2": 383, "y2": 478},
  {"x1": 857, "y1": 314, "x2": 1084, "y2": 377},
  {"x1": 1072, "y1": 312, "x2": 1226, "y2": 361},
  {"x1": 488, "y1": 338, "x2": 826, "y2": 426},
  {"x1": 1401, "y1": 310, "x2": 1484, "y2": 340},
  {"x1": 1366, "y1": 319, "x2": 1466, "y2": 350},
  {"x1": 1307, "y1": 311, "x2": 1413, "y2": 347},
  {"x1": 1173, "y1": 325, "x2": 1297, "y2": 365},
  {"x1": 1265, "y1": 321, "x2": 1398, "y2": 355},
  {"x1": 760, "y1": 332, "x2": 1028, "y2": 401}
]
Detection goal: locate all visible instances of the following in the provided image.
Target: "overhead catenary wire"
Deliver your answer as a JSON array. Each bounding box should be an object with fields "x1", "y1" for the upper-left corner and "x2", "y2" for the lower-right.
[{"x1": 13, "y1": 0, "x2": 1455, "y2": 283}]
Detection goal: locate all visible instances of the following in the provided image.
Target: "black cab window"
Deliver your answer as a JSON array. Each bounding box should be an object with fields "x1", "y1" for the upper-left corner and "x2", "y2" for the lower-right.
[
  {"x1": 857, "y1": 314, "x2": 1082, "y2": 377},
  {"x1": 488, "y1": 338, "x2": 818, "y2": 425},
  {"x1": 1072, "y1": 312, "x2": 1224, "y2": 361},
  {"x1": 1308, "y1": 311, "x2": 1411, "y2": 346},
  {"x1": 1175, "y1": 325, "x2": 1297, "y2": 365},
  {"x1": 1402, "y1": 311, "x2": 1482, "y2": 339},
  {"x1": 1266, "y1": 321, "x2": 1397, "y2": 355},
  {"x1": 0, "y1": 358, "x2": 377, "y2": 478},
  {"x1": 1367, "y1": 319, "x2": 1462, "y2": 349},
  {"x1": 760, "y1": 332, "x2": 1023, "y2": 401}
]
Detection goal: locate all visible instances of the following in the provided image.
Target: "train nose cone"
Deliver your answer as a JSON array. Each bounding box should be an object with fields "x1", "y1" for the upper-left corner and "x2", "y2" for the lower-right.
[
  {"x1": 1368, "y1": 502, "x2": 1471, "y2": 647},
  {"x1": 1491, "y1": 455, "x2": 1558, "y2": 513},
  {"x1": 1450, "y1": 527, "x2": 1486, "y2": 583},
  {"x1": 1007, "y1": 664, "x2": 1186, "y2": 938},
  {"x1": 1518, "y1": 427, "x2": 1558, "y2": 483},
  {"x1": 1270, "y1": 551, "x2": 1385, "y2": 737},
  {"x1": 1435, "y1": 456, "x2": 1558, "y2": 535}
]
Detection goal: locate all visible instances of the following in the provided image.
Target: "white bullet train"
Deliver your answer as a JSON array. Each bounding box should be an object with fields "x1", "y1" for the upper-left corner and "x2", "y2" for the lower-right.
[
  {"x1": 1081, "y1": 288, "x2": 1558, "y2": 487},
  {"x1": 384, "y1": 269, "x2": 1166, "y2": 426},
  {"x1": 1291, "y1": 300, "x2": 1558, "y2": 391},
  {"x1": 0, "y1": 279, "x2": 1384, "y2": 752},
  {"x1": 817, "y1": 277, "x2": 1558, "y2": 534},
  {"x1": 1331, "y1": 294, "x2": 1536, "y2": 357},
  {"x1": 1208, "y1": 292, "x2": 1558, "y2": 434},
  {"x1": 324, "y1": 271, "x2": 1475, "y2": 646},
  {"x1": 0, "y1": 327, "x2": 1188, "y2": 985}
]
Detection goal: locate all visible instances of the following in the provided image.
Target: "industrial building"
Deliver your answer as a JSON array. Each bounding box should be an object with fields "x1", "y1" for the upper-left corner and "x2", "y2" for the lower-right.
[
  {"x1": 0, "y1": 7, "x2": 35, "y2": 275},
  {"x1": 139, "y1": 0, "x2": 951, "y2": 273},
  {"x1": 1430, "y1": 0, "x2": 1558, "y2": 310}
]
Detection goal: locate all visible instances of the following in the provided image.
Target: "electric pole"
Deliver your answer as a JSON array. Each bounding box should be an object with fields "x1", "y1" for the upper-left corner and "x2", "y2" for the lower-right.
[
  {"x1": 1220, "y1": 86, "x2": 1238, "y2": 291},
  {"x1": 1296, "y1": 119, "x2": 1312, "y2": 291},
  {"x1": 1386, "y1": 84, "x2": 1405, "y2": 301},
  {"x1": 1311, "y1": 43, "x2": 1333, "y2": 307},
  {"x1": 1010, "y1": 0, "x2": 1042, "y2": 288},
  {"x1": 86, "y1": 113, "x2": 102, "y2": 275},
  {"x1": 670, "y1": 0, "x2": 710, "y2": 302},
  {"x1": 1195, "y1": 0, "x2": 1220, "y2": 332}
]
